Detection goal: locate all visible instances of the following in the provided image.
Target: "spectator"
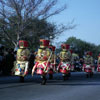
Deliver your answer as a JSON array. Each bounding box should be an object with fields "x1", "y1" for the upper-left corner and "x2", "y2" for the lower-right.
[
  {"x1": 28, "y1": 50, "x2": 35, "y2": 73},
  {"x1": 2, "y1": 49, "x2": 15, "y2": 75}
]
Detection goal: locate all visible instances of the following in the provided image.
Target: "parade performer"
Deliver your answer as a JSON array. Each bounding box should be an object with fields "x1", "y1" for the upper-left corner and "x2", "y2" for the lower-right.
[
  {"x1": 97, "y1": 53, "x2": 100, "y2": 72},
  {"x1": 83, "y1": 51, "x2": 94, "y2": 77},
  {"x1": 71, "y1": 51, "x2": 80, "y2": 71},
  {"x1": 57, "y1": 44, "x2": 71, "y2": 80},
  {"x1": 32, "y1": 39, "x2": 51, "y2": 85},
  {"x1": 97, "y1": 53, "x2": 100, "y2": 64},
  {"x1": 12, "y1": 40, "x2": 30, "y2": 82},
  {"x1": 48, "y1": 45, "x2": 56, "y2": 79}
]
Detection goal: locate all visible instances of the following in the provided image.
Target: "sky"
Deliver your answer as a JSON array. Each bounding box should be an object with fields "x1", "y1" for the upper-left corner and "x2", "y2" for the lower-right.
[{"x1": 49, "y1": 0, "x2": 100, "y2": 46}]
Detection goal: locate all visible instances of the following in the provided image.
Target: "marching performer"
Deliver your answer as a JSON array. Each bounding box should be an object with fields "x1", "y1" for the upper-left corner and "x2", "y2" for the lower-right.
[
  {"x1": 83, "y1": 51, "x2": 94, "y2": 70},
  {"x1": 83, "y1": 51, "x2": 94, "y2": 77},
  {"x1": 71, "y1": 51, "x2": 80, "y2": 71},
  {"x1": 57, "y1": 44, "x2": 71, "y2": 80},
  {"x1": 12, "y1": 40, "x2": 30, "y2": 82},
  {"x1": 97, "y1": 53, "x2": 100, "y2": 72},
  {"x1": 32, "y1": 39, "x2": 51, "y2": 85},
  {"x1": 48, "y1": 45, "x2": 56, "y2": 79},
  {"x1": 97, "y1": 53, "x2": 100, "y2": 64}
]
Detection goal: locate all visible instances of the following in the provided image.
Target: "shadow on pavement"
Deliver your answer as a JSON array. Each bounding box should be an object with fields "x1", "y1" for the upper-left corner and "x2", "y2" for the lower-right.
[{"x1": 0, "y1": 72, "x2": 100, "y2": 89}]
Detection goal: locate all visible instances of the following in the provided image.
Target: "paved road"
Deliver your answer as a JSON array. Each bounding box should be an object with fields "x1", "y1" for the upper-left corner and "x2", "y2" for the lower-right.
[{"x1": 0, "y1": 72, "x2": 100, "y2": 100}]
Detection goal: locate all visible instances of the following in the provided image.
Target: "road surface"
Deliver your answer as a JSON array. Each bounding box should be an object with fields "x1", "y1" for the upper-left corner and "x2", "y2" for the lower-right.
[{"x1": 0, "y1": 72, "x2": 100, "y2": 100}]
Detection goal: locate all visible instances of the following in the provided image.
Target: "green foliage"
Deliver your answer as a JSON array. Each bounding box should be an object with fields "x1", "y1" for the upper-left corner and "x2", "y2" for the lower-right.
[
  {"x1": 0, "y1": 16, "x2": 56, "y2": 50},
  {"x1": 65, "y1": 37, "x2": 99, "y2": 59},
  {"x1": 0, "y1": 0, "x2": 74, "y2": 51}
]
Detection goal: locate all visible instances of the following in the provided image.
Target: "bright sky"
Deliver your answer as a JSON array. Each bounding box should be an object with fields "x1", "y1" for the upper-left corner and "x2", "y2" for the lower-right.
[{"x1": 49, "y1": 0, "x2": 100, "y2": 46}]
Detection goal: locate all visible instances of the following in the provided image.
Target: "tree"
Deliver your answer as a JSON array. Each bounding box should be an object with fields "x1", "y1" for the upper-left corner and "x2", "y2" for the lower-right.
[
  {"x1": 0, "y1": 0, "x2": 75, "y2": 49},
  {"x1": 0, "y1": 17, "x2": 57, "y2": 49},
  {"x1": 65, "y1": 37, "x2": 99, "y2": 59}
]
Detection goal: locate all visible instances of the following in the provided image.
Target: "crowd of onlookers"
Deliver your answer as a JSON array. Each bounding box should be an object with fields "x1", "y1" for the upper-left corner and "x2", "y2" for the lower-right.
[{"x1": 0, "y1": 46, "x2": 15, "y2": 75}]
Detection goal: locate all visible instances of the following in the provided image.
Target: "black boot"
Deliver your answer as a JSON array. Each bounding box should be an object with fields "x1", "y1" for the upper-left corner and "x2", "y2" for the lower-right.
[
  {"x1": 49, "y1": 74, "x2": 53, "y2": 80},
  {"x1": 41, "y1": 76, "x2": 46, "y2": 85},
  {"x1": 20, "y1": 76, "x2": 24, "y2": 83}
]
